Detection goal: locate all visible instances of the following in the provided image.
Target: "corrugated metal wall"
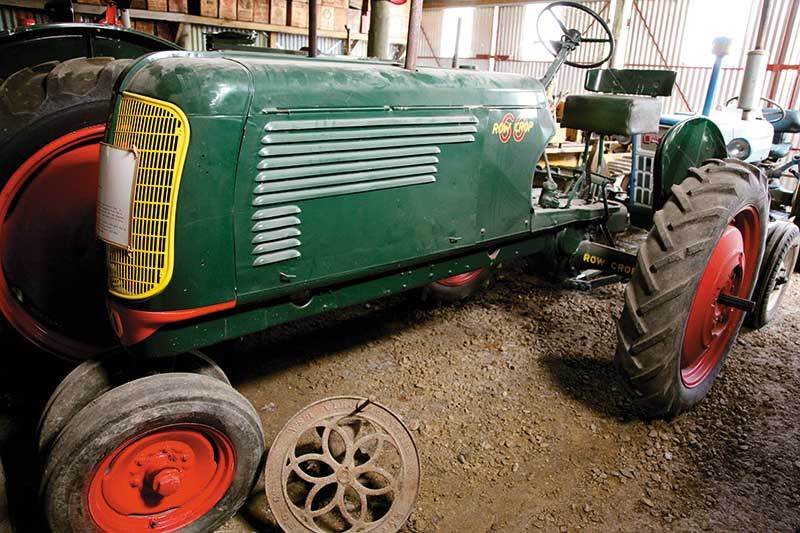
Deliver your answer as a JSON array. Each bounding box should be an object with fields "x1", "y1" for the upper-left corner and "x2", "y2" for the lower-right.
[{"x1": 420, "y1": 0, "x2": 800, "y2": 121}]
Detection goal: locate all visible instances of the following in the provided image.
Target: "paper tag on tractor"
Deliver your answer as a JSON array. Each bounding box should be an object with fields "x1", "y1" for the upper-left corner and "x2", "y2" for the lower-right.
[{"x1": 96, "y1": 143, "x2": 138, "y2": 250}]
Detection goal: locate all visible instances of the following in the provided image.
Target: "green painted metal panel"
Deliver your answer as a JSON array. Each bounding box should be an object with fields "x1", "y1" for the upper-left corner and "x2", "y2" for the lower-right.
[{"x1": 654, "y1": 117, "x2": 726, "y2": 209}]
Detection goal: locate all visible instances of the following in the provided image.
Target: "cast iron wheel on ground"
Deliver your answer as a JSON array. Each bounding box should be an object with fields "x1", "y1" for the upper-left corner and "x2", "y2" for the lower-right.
[
  {"x1": 747, "y1": 221, "x2": 799, "y2": 328},
  {"x1": 41, "y1": 372, "x2": 264, "y2": 532},
  {"x1": 421, "y1": 268, "x2": 492, "y2": 304},
  {"x1": 36, "y1": 351, "x2": 230, "y2": 455},
  {"x1": 616, "y1": 159, "x2": 768, "y2": 418},
  {"x1": 0, "y1": 57, "x2": 132, "y2": 359}
]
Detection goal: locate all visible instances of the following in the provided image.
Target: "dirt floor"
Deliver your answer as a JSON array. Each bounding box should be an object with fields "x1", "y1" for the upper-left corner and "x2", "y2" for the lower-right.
[{"x1": 1, "y1": 258, "x2": 799, "y2": 532}]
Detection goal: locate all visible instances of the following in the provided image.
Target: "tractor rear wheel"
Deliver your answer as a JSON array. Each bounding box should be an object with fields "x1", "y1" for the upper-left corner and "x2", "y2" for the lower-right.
[
  {"x1": 422, "y1": 268, "x2": 491, "y2": 304},
  {"x1": 747, "y1": 221, "x2": 799, "y2": 329},
  {"x1": 41, "y1": 373, "x2": 264, "y2": 532},
  {"x1": 616, "y1": 159, "x2": 767, "y2": 417},
  {"x1": 0, "y1": 57, "x2": 132, "y2": 359}
]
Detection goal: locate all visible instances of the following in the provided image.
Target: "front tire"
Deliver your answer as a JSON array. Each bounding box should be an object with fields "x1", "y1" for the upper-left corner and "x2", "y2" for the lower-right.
[
  {"x1": 41, "y1": 373, "x2": 264, "y2": 533},
  {"x1": 747, "y1": 221, "x2": 800, "y2": 328},
  {"x1": 616, "y1": 159, "x2": 768, "y2": 417},
  {"x1": 37, "y1": 351, "x2": 230, "y2": 455}
]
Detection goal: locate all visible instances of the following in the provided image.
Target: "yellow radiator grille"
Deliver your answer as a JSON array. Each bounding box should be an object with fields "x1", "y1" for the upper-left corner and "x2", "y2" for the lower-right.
[{"x1": 106, "y1": 92, "x2": 190, "y2": 300}]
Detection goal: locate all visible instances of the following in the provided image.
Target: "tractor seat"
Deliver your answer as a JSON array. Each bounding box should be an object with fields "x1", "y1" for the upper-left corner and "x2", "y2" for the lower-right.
[
  {"x1": 561, "y1": 94, "x2": 661, "y2": 136},
  {"x1": 770, "y1": 109, "x2": 800, "y2": 134},
  {"x1": 561, "y1": 68, "x2": 676, "y2": 136}
]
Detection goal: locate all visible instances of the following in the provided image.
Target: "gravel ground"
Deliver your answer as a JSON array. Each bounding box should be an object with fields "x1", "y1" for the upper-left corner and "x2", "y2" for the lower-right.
[{"x1": 1, "y1": 258, "x2": 798, "y2": 532}]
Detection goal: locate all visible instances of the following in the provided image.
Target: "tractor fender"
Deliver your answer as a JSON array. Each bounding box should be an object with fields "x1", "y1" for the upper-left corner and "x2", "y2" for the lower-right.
[
  {"x1": 653, "y1": 116, "x2": 727, "y2": 210},
  {"x1": 0, "y1": 23, "x2": 180, "y2": 80}
]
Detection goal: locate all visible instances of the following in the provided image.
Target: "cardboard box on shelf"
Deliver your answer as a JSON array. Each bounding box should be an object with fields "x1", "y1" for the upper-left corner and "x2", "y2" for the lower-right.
[
  {"x1": 321, "y1": 0, "x2": 347, "y2": 8},
  {"x1": 346, "y1": 7, "x2": 360, "y2": 31},
  {"x1": 254, "y1": 0, "x2": 269, "y2": 22},
  {"x1": 133, "y1": 19, "x2": 155, "y2": 34},
  {"x1": 270, "y1": 0, "x2": 287, "y2": 24},
  {"x1": 148, "y1": 0, "x2": 168, "y2": 11},
  {"x1": 318, "y1": 5, "x2": 346, "y2": 31},
  {"x1": 168, "y1": 0, "x2": 188, "y2": 13},
  {"x1": 219, "y1": 0, "x2": 237, "y2": 19},
  {"x1": 288, "y1": 0, "x2": 308, "y2": 28},
  {"x1": 237, "y1": 0, "x2": 253, "y2": 21},
  {"x1": 200, "y1": 0, "x2": 218, "y2": 17},
  {"x1": 130, "y1": 0, "x2": 146, "y2": 9}
]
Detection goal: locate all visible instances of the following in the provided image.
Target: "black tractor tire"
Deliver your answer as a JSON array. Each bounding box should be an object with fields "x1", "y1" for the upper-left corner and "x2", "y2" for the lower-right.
[
  {"x1": 421, "y1": 268, "x2": 492, "y2": 304},
  {"x1": 41, "y1": 373, "x2": 264, "y2": 533},
  {"x1": 0, "y1": 57, "x2": 132, "y2": 358},
  {"x1": 37, "y1": 351, "x2": 230, "y2": 455},
  {"x1": 616, "y1": 159, "x2": 768, "y2": 418},
  {"x1": 747, "y1": 221, "x2": 800, "y2": 328}
]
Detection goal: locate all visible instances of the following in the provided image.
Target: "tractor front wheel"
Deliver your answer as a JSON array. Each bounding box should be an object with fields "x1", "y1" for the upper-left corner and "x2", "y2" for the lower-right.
[
  {"x1": 41, "y1": 373, "x2": 264, "y2": 532},
  {"x1": 37, "y1": 351, "x2": 230, "y2": 455},
  {"x1": 616, "y1": 159, "x2": 767, "y2": 417}
]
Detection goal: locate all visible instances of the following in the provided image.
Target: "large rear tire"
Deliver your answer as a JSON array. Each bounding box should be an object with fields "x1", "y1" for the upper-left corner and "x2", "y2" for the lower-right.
[
  {"x1": 0, "y1": 57, "x2": 132, "y2": 359},
  {"x1": 616, "y1": 159, "x2": 768, "y2": 417},
  {"x1": 41, "y1": 373, "x2": 264, "y2": 532}
]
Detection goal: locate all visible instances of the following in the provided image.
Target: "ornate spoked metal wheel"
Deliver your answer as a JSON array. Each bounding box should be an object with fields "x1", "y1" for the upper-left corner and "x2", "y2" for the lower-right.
[
  {"x1": 41, "y1": 373, "x2": 264, "y2": 532},
  {"x1": 0, "y1": 57, "x2": 133, "y2": 358},
  {"x1": 616, "y1": 159, "x2": 768, "y2": 417},
  {"x1": 266, "y1": 397, "x2": 420, "y2": 533}
]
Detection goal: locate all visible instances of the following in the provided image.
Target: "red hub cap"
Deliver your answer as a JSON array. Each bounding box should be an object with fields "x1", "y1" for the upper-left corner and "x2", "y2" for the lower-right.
[
  {"x1": 0, "y1": 125, "x2": 116, "y2": 357},
  {"x1": 88, "y1": 424, "x2": 235, "y2": 532},
  {"x1": 436, "y1": 268, "x2": 484, "y2": 287},
  {"x1": 681, "y1": 206, "x2": 761, "y2": 388}
]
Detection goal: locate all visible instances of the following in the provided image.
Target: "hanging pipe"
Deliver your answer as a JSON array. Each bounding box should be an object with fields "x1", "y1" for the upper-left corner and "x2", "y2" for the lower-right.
[{"x1": 702, "y1": 37, "x2": 731, "y2": 116}]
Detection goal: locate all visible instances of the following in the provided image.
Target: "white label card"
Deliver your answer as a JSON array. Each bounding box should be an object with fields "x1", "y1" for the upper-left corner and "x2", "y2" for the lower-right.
[{"x1": 96, "y1": 143, "x2": 138, "y2": 250}]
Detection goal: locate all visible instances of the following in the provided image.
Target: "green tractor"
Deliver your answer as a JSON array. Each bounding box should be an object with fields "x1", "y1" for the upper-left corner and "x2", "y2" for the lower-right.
[{"x1": 0, "y1": 1, "x2": 775, "y2": 531}]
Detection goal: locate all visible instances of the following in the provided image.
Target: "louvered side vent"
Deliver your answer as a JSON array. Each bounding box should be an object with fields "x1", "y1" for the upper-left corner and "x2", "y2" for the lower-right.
[
  {"x1": 251, "y1": 205, "x2": 302, "y2": 267},
  {"x1": 253, "y1": 115, "x2": 478, "y2": 208},
  {"x1": 250, "y1": 115, "x2": 478, "y2": 268}
]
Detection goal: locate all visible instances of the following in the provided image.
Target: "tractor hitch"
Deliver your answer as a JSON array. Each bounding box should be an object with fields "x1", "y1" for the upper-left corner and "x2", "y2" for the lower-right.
[{"x1": 572, "y1": 240, "x2": 637, "y2": 278}]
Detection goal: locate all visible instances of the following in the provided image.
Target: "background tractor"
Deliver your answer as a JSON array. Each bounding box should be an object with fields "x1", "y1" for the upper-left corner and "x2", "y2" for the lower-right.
[{"x1": 0, "y1": 1, "x2": 782, "y2": 531}]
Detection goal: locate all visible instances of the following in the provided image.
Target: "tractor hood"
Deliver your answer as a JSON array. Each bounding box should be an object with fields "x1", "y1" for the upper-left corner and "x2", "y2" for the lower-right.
[{"x1": 119, "y1": 50, "x2": 549, "y2": 116}]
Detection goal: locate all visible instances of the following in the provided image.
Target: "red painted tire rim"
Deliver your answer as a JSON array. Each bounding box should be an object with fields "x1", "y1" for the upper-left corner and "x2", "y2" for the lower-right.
[
  {"x1": 88, "y1": 423, "x2": 236, "y2": 532},
  {"x1": 0, "y1": 125, "x2": 113, "y2": 357},
  {"x1": 435, "y1": 268, "x2": 484, "y2": 287},
  {"x1": 681, "y1": 206, "x2": 761, "y2": 388}
]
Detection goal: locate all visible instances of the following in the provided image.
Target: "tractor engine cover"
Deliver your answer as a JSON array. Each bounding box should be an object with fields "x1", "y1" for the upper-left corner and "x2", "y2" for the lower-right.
[{"x1": 104, "y1": 51, "x2": 555, "y2": 352}]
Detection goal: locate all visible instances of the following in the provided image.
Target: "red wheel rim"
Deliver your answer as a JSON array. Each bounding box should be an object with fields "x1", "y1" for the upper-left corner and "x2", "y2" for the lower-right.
[
  {"x1": 681, "y1": 206, "x2": 761, "y2": 388},
  {"x1": 435, "y1": 268, "x2": 484, "y2": 287},
  {"x1": 88, "y1": 423, "x2": 236, "y2": 532},
  {"x1": 0, "y1": 125, "x2": 115, "y2": 357}
]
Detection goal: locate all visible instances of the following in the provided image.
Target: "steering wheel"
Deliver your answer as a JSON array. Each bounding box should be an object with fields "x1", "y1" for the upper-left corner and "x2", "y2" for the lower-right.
[
  {"x1": 536, "y1": 1, "x2": 615, "y2": 69},
  {"x1": 725, "y1": 95, "x2": 786, "y2": 124}
]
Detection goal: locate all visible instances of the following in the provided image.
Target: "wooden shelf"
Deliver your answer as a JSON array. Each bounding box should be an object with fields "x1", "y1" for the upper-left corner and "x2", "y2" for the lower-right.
[{"x1": 1, "y1": 0, "x2": 369, "y2": 41}]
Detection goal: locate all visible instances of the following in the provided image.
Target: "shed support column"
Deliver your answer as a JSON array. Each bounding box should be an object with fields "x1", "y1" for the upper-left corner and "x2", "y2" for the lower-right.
[
  {"x1": 609, "y1": 0, "x2": 632, "y2": 69},
  {"x1": 368, "y1": 0, "x2": 393, "y2": 59}
]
